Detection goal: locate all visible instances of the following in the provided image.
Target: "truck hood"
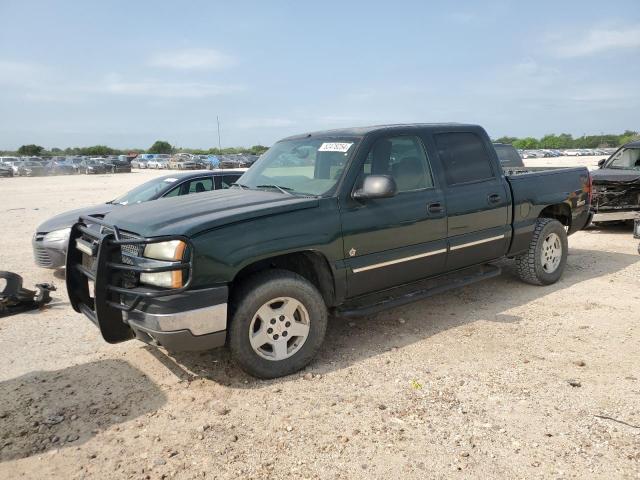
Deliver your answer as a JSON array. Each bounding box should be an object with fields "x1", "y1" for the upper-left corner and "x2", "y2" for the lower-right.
[
  {"x1": 591, "y1": 168, "x2": 640, "y2": 184},
  {"x1": 37, "y1": 203, "x2": 117, "y2": 233},
  {"x1": 102, "y1": 189, "x2": 320, "y2": 237}
]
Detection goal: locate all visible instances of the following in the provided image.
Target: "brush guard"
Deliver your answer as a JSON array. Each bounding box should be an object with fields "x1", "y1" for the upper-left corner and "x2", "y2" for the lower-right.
[{"x1": 66, "y1": 215, "x2": 193, "y2": 343}]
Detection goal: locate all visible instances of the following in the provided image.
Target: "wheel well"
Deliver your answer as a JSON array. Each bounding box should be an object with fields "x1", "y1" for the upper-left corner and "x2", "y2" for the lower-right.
[
  {"x1": 232, "y1": 251, "x2": 336, "y2": 307},
  {"x1": 539, "y1": 203, "x2": 571, "y2": 228}
]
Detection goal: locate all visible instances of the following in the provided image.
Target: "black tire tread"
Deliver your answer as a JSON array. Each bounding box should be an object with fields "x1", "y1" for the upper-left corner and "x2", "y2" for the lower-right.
[
  {"x1": 228, "y1": 269, "x2": 327, "y2": 379},
  {"x1": 516, "y1": 218, "x2": 566, "y2": 286}
]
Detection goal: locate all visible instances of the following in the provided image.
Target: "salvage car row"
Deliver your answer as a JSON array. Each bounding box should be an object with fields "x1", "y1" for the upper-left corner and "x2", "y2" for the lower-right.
[
  {"x1": 131, "y1": 153, "x2": 259, "y2": 170},
  {"x1": 520, "y1": 148, "x2": 617, "y2": 158},
  {"x1": 0, "y1": 155, "x2": 132, "y2": 176}
]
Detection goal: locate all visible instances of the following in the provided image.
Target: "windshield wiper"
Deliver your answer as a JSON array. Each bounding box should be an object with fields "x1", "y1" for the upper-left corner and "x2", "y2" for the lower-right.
[
  {"x1": 256, "y1": 184, "x2": 294, "y2": 195},
  {"x1": 231, "y1": 182, "x2": 250, "y2": 189}
]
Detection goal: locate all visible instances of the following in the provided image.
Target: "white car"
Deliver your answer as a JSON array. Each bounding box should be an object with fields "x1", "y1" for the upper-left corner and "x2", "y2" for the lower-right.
[{"x1": 563, "y1": 150, "x2": 580, "y2": 156}]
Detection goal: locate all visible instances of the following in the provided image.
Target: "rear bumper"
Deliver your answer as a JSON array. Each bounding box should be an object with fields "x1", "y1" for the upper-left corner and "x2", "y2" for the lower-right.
[{"x1": 592, "y1": 210, "x2": 638, "y2": 222}]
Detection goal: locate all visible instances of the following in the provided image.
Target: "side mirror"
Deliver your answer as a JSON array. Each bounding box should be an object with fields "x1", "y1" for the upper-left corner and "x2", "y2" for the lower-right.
[
  {"x1": 352, "y1": 175, "x2": 397, "y2": 200},
  {"x1": 598, "y1": 158, "x2": 606, "y2": 168}
]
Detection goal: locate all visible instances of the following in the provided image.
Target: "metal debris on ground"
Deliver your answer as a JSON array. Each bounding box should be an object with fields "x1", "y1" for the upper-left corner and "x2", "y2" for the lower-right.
[{"x1": 0, "y1": 271, "x2": 55, "y2": 317}]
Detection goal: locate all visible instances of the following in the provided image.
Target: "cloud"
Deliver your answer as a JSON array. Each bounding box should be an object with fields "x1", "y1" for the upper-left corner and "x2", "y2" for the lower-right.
[
  {"x1": 234, "y1": 118, "x2": 295, "y2": 129},
  {"x1": 147, "y1": 48, "x2": 235, "y2": 70},
  {"x1": 101, "y1": 74, "x2": 243, "y2": 98},
  {"x1": 0, "y1": 60, "x2": 44, "y2": 87},
  {"x1": 550, "y1": 25, "x2": 640, "y2": 58}
]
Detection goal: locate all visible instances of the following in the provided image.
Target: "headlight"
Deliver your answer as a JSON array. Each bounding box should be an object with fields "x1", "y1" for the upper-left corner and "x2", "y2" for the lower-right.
[
  {"x1": 140, "y1": 240, "x2": 186, "y2": 288},
  {"x1": 44, "y1": 227, "x2": 71, "y2": 243},
  {"x1": 143, "y1": 240, "x2": 186, "y2": 261}
]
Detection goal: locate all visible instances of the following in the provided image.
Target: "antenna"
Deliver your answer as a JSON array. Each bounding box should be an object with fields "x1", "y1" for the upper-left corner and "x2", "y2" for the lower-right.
[{"x1": 217, "y1": 116, "x2": 222, "y2": 151}]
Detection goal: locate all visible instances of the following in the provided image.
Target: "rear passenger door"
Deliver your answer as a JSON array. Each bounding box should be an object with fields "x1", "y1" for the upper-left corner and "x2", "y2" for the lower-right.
[{"x1": 433, "y1": 131, "x2": 511, "y2": 270}]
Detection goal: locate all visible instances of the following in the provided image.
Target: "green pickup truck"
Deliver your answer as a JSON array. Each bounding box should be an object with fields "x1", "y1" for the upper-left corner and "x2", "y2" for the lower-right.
[{"x1": 67, "y1": 124, "x2": 592, "y2": 378}]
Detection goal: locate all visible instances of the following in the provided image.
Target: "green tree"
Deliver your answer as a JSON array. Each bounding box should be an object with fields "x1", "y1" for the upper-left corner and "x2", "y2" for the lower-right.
[
  {"x1": 80, "y1": 145, "x2": 117, "y2": 156},
  {"x1": 512, "y1": 137, "x2": 539, "y2": 150},
  {"x1": 148, "y1": 140, "x2": 173, "y2": 154},
  {"x1": 494, "y1": 136, "x2": 518, "y2": 145},
  {"x1": 17, "y1": 144, "x2": 44, "y2": 156},
  {"x1": 249, "y1": 144, "x2": 269, "y2": 155}
]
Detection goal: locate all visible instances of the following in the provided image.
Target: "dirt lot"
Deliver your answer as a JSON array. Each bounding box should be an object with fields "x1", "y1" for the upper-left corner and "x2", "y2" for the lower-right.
[{"x1": 1, "y1": 159, "x2": 639, "y2": 479}]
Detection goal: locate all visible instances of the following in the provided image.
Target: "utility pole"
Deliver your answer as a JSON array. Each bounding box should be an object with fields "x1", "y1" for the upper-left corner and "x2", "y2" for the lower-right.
[{"x1": 217, "y1": 116, "x2": 222, "y2": 151}]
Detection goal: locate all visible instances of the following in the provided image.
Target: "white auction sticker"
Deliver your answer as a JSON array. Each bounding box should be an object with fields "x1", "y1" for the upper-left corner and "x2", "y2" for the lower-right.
[
  {"x1": 318, "y1": 142, "x2": 353, "y2": 153},
  {"x1": 164, "y1": 177, "x2": 178, "y2": 182}
]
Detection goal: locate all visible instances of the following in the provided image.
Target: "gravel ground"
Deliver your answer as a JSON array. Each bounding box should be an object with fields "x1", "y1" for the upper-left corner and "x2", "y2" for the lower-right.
[{"x1": 1, "y1": 159, "x2": 639, "y2": 479}]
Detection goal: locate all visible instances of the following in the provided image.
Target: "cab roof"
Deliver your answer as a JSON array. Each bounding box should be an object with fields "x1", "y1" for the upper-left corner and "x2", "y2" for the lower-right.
[{"x1": 280, "y1": 123, "x2": 480, "y2": 141}]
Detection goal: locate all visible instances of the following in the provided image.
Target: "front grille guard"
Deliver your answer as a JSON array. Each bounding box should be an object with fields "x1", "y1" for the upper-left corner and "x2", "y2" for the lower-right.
[{"x1": 66, "y1": 215, "x2": 193, "y2": 343}]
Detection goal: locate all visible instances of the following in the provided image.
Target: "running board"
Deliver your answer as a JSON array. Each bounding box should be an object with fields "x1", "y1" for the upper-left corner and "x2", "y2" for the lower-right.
[{"x1": 336, "y1": 264, "x2": 502, "y2": 318}]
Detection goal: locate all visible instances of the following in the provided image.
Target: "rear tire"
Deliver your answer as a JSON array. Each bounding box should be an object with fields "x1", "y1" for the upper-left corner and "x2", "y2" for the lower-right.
[
  {"x1": 228, "y1": 269, "x2": 327, "y2": 379},
  {"x1": 516, "y1": 218, "x2": 568, "y2": 285}
]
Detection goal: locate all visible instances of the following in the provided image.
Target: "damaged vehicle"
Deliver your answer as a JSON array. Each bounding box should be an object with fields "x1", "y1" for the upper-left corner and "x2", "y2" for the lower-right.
[
  {"x1": 65, "y1": 123, "x2": 592, "y2": 379},
  {"x1": 591, "y1": 140, "x2": 640, "y2": 224},
  {"x1": 33, "y1": 170, "x2": 245, "y2": 268}
]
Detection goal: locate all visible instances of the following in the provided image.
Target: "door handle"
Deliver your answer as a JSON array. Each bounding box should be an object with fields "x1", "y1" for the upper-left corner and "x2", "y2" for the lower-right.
[
  {"x1": 427, "y1": 202, "x2": 444, "y2": 214},
  {"x1": 487, "y1": 193, "x2": 501, "y2": 204}
]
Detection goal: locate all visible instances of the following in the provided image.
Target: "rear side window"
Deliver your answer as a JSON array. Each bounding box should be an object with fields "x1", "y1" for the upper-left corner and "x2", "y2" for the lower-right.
[
  {"x1": 494, "y1": 144, "x2": 523, "y2": 167},
  {"x1": 435, "y1": 132, "x2": 495, "y2": 185}
]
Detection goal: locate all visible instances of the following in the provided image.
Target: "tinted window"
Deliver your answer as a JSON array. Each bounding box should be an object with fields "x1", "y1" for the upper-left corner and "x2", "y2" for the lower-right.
[
  {"x1": 214, "y1": 174, "x2": 241, "y2": 189},
  {"x1": 186, "y1": 177, "x2": 214, "y2": 193},
  {"x1": 164, "y1": 185, "x2": 181, "y2": 197},
  {"x1": 436, "y1": 132, "x2": 494, "y2": 185},
  {"x1": 494, "y1": 144, "x2": 524, "y2": 167},
  {"x1": 360, "y1": 136, "x2": 433, "y2": 192}
]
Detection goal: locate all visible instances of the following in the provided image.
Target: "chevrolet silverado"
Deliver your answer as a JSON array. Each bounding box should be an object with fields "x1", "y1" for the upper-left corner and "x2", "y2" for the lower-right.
[{"x1": 66, "y1": 124, "x2": 592, "y2": 378}]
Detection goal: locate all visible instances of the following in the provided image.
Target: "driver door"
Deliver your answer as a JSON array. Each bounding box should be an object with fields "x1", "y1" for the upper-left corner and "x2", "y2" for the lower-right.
[{"x1": 340, "y1": 135, "x2": 448, "y2": 298}]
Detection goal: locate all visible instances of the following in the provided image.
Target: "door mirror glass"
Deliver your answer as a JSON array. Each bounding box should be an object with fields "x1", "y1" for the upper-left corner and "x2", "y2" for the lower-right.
[
  {"x1": 598, "y1": 158, "x2": 606, "y2": 167},
  {"x1": 353, "y1": 175, "x2": 397, "y2": 200}
]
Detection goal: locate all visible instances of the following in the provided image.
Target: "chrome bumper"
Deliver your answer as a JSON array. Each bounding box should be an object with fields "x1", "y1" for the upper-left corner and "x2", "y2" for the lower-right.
[{"x1": 124, "y1": 302, "x2": 227, "y2": 336}]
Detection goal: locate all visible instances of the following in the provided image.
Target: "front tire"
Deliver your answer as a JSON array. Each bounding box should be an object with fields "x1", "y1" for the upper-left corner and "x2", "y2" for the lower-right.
[
  {"x1": 228, "y1": 269, "x2": 327, "y2": 379},
  {"x1": 516, "y1": 218, "x2": 568, "y2": 285}
]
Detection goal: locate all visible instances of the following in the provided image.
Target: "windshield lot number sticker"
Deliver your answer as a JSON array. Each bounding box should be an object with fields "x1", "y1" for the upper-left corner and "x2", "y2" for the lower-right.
[{"x1": 319, "y1": 142, "x2": 353, "y2": 153}]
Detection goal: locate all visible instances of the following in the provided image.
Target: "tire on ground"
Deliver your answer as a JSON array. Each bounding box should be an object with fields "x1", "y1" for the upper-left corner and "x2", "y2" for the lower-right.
[
  {"x1": 516, "y1": 218, "x2": 568, "y2": 286},
  {"x1": 228, "y1": 269, "x2": 328, "y2": 379}
]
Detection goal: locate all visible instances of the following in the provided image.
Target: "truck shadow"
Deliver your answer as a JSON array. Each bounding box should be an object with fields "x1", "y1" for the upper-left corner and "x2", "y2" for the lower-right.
[
  {"x1": 584, "y1": 222, "x2": 635, "y2": 234},
  {"x1": 0, "y1": 359, "x2": 165, "y2": 462},
  {"x1": 167, "y1": 247, "x2": 639, "y2": 387}
]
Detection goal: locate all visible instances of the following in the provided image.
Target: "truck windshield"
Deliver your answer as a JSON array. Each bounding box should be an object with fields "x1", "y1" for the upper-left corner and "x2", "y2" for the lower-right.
[
  {"x1": 237, "y1": 137, "x2": 361, "y2": 196},
  {"x1": 605, "y1": 147, "x2": 640, "y2": 170}
]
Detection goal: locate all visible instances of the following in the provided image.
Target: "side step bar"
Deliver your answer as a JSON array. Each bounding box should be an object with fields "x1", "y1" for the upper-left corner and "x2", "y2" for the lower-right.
[{"x1": 336, "y1": 263, "x2": 502, "y2": 318}]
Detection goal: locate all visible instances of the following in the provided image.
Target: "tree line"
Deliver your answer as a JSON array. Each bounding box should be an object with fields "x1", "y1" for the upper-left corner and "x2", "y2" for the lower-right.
[
  {"x1": 1, "y1": 140, "x2": 269, "y2": 157},
  {"x1": 5, "y1": 131, "x2": 640, "y2": 157},
  {"x1": 494, "y1": 131, "x2": 639, "y2": 150}
]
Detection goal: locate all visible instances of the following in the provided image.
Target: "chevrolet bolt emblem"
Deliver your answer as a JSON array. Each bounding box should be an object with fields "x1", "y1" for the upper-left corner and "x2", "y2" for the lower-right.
[{"x1": 349, "y1": 248, "x2": 357, "y2": 257}]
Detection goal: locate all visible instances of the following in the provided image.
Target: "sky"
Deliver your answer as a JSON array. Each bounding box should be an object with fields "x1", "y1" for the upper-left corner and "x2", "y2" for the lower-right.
[{"x1": 0, "y1": 0, "x2": 639, "y2": 150}]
